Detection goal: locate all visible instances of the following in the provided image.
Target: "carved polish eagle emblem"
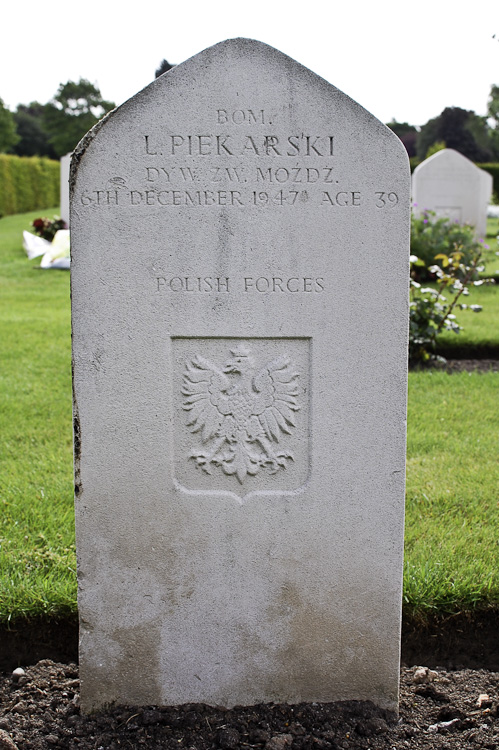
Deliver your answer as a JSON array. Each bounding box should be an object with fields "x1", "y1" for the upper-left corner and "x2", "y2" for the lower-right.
[{"x1": 181, "y1": 345, "x2": 301, "y2": 484}]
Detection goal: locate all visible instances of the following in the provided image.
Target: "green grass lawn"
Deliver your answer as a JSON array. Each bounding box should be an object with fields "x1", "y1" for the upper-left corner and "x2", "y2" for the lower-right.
[
  {"x1": 429, "y1": 216, "x2": 499, "y2": 356},
  {"x1": 436, "y1": 281, "x2": 499, "y2": 356},
  {"x1": 405, "y1": 369, "x2": 499, "y2": 616},
  {"x1": 0, "y1": 210, "x2": 498, "y2": 624},
  {"x1": 0, "y1": 209, "x2": 74, "y2": 621},
  {"x1": 482, "y1": 215, "x2": 499, "y2": 274}
]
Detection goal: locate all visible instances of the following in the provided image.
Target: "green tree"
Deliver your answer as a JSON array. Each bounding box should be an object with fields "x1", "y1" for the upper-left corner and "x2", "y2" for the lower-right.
[
  {"x1": 416, "y1": 113, "x2": 440, "y2": 161},
  {"x1": 417, "y1": 107, "x2": 494, "y2": 162},
  {"x1": 13, "y1": 102, "x2": 55, "y2": 158},
  {"x1": 0, "y1": 98, "x2": 20, "y2": 153},
  {"x1": 155, "y1": 59, "x2": 174, "y2": 78},
  {"x1": 487, "y1": 83, "x2": 499, "y2": 159},
  {"x1": 488, "y1": 83, "x2": 499, "y2": 121},
  {"x1": 43, "y1": 79, "x2": 115, "y2": 157},
  {"x1": 386, "y1": 120, "x2": 418, "y2": 157}
]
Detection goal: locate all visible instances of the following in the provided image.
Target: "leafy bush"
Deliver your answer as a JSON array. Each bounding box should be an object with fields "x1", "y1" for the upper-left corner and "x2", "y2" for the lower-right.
[
  {"x1": 409, "y1": 249, "x2": 489, "y2": 364},
  {"x1": 409, "y1": 156, "x2": 421, "y2": 173},
  {"x1": 425, "y1": 140, "x2": 446, "y2": 159},
  {"x1": 477, "y1": 162, "x2": 499, "y2": 202},
  {"x1": 411, "y1": 210, "x2": 485, "y2": 278}
]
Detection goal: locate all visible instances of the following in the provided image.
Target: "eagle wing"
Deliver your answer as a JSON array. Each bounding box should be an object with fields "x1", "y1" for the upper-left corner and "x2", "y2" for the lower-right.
[
  {"x1": 182, "y1": 355, "x2": 233, "y2": 442},
  {"x1": 251, "y1": 356, "x2": 300, "y2": 441}
]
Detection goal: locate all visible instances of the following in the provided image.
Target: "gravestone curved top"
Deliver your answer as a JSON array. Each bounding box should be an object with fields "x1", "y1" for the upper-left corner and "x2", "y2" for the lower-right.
[
  {"x1": 71, "y1": 38, "x2": 410, "y2": 713},
  {"x1": 412, "y1": 148, "x2": 492, "y2": 236}
]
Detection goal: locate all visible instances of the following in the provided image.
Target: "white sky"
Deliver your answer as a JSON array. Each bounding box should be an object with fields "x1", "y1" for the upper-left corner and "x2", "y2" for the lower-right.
[{"x1": 3, "y1": 0, "x2": 499, "y2": 127}]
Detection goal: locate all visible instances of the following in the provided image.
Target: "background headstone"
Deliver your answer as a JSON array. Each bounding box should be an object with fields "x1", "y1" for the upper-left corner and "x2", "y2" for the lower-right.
[
  {"x1": 60, "y1": 152, "x2": 71, "y2": 227},
  {"x1": 479, "y1": 167, "x2": 494, "y2": 224},
  {"x1": 71, "y1": 39, "x2": 410, "y2": 713},
  {"x1": 412, "y1": 148, "x2": 492, "y2": 237}
]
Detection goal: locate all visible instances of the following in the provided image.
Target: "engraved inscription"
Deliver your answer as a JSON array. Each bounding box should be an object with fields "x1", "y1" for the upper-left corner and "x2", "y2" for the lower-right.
[
  {"x1": 80, "y1": 187, "x2": 399, "y2": 209},
  {"x1": 145, "y1": 167, "x2": 200, "y2": 182},
  {"x1": 211, "y1": 167, "x2": 247, "y2": 182},
  {"x1": 143, "y1": 134, "x2": 334, "y2": 157},
  {"x1": 243, "y1": 276, "x2": 324, "y2": 292},
  {"x1": 216, "y1": 109, "x2": 270, "y2": 125},
  {"x1": 78, "y1": 131, "x2": 401, "y2": 211},
  {"x1": 157, "y1": 276, "x2": 230, "y2": 292},
  {"x1": 375, "y1": 192, "x2": 399, "y2": 208},
  {"x1": 156, "y1": 276, "x2": 325, "y2": 293},
  {"x1": 182, "y1": 345, "x2": 300, "y2": 484},
  {"x1": 256, "y1": 166, "x2": 335, "y2": 183},
  {"x1": 321, "y1": 191, "x2": 361, "y2": 206},
  {"x1": 252, "y1": 190, "x2": 307, "y2": 206}
]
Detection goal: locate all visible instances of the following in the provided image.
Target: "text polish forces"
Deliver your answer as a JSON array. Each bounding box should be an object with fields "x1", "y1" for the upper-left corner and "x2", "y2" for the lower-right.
[{"x1": 155, "y1": 277, "x2": 325, "y2": 293}]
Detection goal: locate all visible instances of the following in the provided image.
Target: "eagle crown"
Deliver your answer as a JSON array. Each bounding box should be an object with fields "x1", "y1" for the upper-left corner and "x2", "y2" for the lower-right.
[{"x1": 222, "y1": 345, "x2": 255, "y2": 376}]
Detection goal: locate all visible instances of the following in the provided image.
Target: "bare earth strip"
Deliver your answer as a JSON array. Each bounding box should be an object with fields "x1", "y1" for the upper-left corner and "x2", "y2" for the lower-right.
[{"x1": 0, "y1": 659, "x2": 498, "y2": 750}]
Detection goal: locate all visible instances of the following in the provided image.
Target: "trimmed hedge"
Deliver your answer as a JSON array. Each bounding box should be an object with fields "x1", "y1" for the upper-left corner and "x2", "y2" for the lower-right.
[
  {"x1": 477, "y1": 163, "x2": 499, "y2": 201},
  {"x1": 0, "y1": 155, "x2": 59, "y2": 217}
]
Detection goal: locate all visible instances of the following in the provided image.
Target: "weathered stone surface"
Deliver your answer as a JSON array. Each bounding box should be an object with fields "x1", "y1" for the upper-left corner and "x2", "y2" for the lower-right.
[
  {"x1": 59, "y1": 152, "x2": 71, "y2": 227},
  {"x1": 412, "y1": 148, "x2": 492, "y2": 237},
  {"x1": 71, "y1": 39, "x2": 410, "y2": 713}
]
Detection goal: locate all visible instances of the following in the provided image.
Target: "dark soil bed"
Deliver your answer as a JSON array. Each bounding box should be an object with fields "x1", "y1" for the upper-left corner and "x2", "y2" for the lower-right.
[
  {"x1": 0, "y1": 660, "x2": 498, "y2": 750},
  {"x1": 435, "y1": 346, "x2": 499, "y2": 363},
  {"x1": 412, "y1": 358, "x2": 499, "y2": 373},
  {"x1": 443, "y1": 358, "x2": 499, "y2": 373},
  {"x1": 1, "y1": 611, "x2": 499, "y2": 749}
]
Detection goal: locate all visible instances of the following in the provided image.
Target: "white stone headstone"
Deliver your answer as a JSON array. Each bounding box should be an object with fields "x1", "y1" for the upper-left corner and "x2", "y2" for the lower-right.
[
  {"x1": 60, "y1": 152, "x2": 71, "y2": 227},
  {"x1": 479, "y1": 167, "x2": 494, "y2": 224},
  {"x1": 412, "y1": 148, "x2": 492, "y2": 237},
  {"x1": 71, "y1": 39, "x2": 410, "y2": 714}
]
